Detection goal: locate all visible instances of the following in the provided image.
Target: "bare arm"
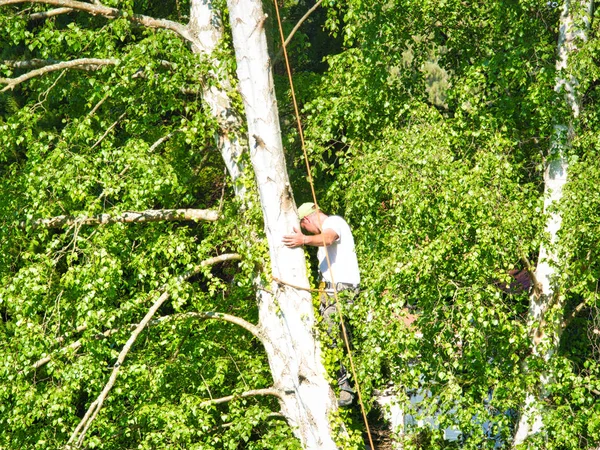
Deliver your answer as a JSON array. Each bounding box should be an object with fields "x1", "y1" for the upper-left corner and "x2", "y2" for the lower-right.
[{"x1": 282, "y1": 226, "x2": 338, "y2": 248}]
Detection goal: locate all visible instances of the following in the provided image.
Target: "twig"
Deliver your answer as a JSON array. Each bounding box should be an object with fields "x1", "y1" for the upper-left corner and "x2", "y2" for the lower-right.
[
  {"x1": 272, "y1": 276, "x2": 319, "y2": 293},
  {"x1": 148, "y1": 132, "x2": 176, "y2": 152},
  {"x1": 26, "y1": 208, "x2": 219, "y2": 228},
  {"x1": 66, "y1": 253, "x2": 241, "y2": 448},
  {"x1": 88, "y1": 91, "x2": 110, "y2": 117},
  {"x1": 90, "y1": 111, "x2": 126, "y2": 149},
  {"x1": 0, "y1": 58, "x2": 118, "y2": 92}
]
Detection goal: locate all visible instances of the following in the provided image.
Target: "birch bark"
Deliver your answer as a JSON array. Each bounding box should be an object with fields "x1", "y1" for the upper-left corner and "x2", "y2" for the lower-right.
[
  {"x1": 189, "y1": 0, "x2": 247, "y2": 199},
  {"x1": 513, "y1": 0, "x2": 594, "y2": 445},
  {"x1": 226, "y1": 0, "x2": 342, "y2": 447}
]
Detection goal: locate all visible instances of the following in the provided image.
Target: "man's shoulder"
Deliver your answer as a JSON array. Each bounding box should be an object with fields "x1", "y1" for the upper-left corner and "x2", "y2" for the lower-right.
[
  {"x1": 325, "y1": 215, "x2": 349, "y2": 227},
  {"x1": 323, "y1": 215, "x2": 351, "y2": 234},
  {"x1": 323, "y1": 215, "x2": 343, "y2": 226}
]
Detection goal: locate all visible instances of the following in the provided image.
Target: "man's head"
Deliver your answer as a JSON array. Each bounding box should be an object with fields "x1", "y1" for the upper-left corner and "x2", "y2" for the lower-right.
[
  {"x1": 297, "y1": 202, "x2": 322, "y2": 234},
  {"x1": 298, "y1": 202, "x2": 317, "y2": 220}
]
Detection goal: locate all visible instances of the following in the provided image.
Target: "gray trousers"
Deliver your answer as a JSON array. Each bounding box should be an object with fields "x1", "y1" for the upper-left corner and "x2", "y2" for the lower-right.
[{"x1": 319, "y1": 286, "x2": 359, "y2": 392}]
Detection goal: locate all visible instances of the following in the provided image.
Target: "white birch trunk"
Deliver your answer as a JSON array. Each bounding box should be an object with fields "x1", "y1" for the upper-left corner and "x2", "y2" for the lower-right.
[
  {"x1": 375, "y1": 389, "x2": 405, "y2": 449},
  {"x1": 513, "y1": 0, "x2": 593, "y2": 445},
  {"x1": 225, "y1": 0, "x2": 342, "y2": 448},
  {"x1": 188, "y1": 1, "x2": 342, "y2": 446},
  {"x1": 189, "y1": 0, "x2": 247, "y2": 199}
]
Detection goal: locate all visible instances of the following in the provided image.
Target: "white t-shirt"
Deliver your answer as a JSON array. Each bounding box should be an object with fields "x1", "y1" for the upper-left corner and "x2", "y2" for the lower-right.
[{"x1": 317, "y1": 216, "x2": 360, "y2": 285}]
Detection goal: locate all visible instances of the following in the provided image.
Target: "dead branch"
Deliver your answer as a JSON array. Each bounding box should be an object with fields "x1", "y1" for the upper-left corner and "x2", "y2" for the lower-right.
[
  {"x1": 0, "y1": 0, "x2": 194, "y2": 44},
  {"x1": 29, "y1": 6, "x2": 72, "y2": 19},
  {"x1": 0, "y1": 58, "x2": 118, "y2": 92},
  {"x1": 27, "y1": 208, "x2": 219, "y2": 228},
  {"x1": 66, "y1": 253, "x2": 241, "y2": 448},
  {"x1": 199, "y1": 388, "x2": 282, "y2": 408},
  {"x1": 3, "y1": 59, "x2": 62, "y2": 69}
]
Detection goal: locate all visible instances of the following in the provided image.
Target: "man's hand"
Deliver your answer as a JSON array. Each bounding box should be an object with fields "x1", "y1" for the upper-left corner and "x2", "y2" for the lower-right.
[{"x1": 282, "y1": 227, "x2": 305, "y2": 248}]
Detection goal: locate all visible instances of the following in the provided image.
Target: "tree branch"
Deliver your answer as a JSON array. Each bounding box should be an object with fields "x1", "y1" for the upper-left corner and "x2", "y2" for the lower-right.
[
  {"x1": 274, "y1": 0, "x2": 323, "y2": 63},
  {"x1": 148, "y1": 131, "x2": 177, "y2": 152},
  {"x1": 90, "y1": 111, "x2": 126, "y2": 149},
  {"x1": 562, "y1": 299, "x2": 590, "y2": 329},
  {"x1": 3, "y1": 59, "x2": 62, "y2": 69},
  {"x1": 33, "y1": 306, "x2": 264, "y2": 371},
  {"x1": 0, "y1": 0, "x2": 194, "y2": 44},
  {"x1": 66, "y1": 253, "x2": 241, "y2": 448},
  {"x1": 67, "y1": 289, "x2": 171, "y2": 448},
  {"x1": 199, "y1": 388, "x2": 282, "y2": 408},
  {"x1": 521, "y1": 254, "x2": 542, "y2": 297},
  {"x1": 0, "y1": 58, "x2": 118, "y2": 92},
  {"x1": 29, "y1": 6, "x2": 72, "y2": 20},
  {"x1": 185, "y1": 311, "x2": 264, "y2": 342},
  {"x1": 27, "y1": 208, "x2": 219, "y2": 228}
]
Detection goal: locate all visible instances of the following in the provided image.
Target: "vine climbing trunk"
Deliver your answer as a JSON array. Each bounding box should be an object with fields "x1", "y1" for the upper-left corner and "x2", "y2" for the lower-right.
[
  {"x1": 513, "y1": 0, "x2": 594, "y2": 445},
  {"x1": 225, "y1": 0, "x2": 342, "y2": 448}
]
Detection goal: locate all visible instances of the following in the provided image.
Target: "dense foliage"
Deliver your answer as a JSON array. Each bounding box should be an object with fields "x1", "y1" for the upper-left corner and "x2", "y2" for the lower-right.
[
  {"x1": 1, "y1": 0, "x2": 600, "y2": 448},
  {"x1": 293, "y1": 0, "x2": 600, "y2": 447}
]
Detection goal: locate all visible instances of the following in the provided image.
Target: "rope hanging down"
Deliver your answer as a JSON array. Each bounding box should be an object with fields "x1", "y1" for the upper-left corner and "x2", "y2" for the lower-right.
[{"x1": 272, "y1": 2, "x2": 376, "y2": 448}]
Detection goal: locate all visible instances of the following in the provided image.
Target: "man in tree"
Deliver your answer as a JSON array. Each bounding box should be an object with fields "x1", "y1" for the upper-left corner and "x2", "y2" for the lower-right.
[{"x1": 283, "y1": 202, "x2": 360, "y2": 407}]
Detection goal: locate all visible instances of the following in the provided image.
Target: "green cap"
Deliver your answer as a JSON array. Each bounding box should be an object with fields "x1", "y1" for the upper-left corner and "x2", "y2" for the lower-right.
[{"x1": 297, "y1": 202, "x2": 317, "y2": 219}]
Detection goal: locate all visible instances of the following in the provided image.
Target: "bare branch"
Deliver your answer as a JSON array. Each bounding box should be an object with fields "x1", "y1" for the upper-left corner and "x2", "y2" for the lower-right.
[
  {"x1": 149, "y1": 132, "x2": 176, "y2": 152},
  {"x1": 29, "y1": 7, "x2": 72, "y2": 20},
  {"x1": 0, "y1": 0, "x2": 194, "y2": 44},
  {"x1": 3, "y1": 59, "x2": 62, "y2": 69},
  {"x1": 67, "y1": 253, "x2": 241, "y2": 448},
  {"x1": 283, "y1": 0, "x2": 323, "y2": 50},
  {"x1": 274, "y1": 0, "x2": 323, "y2": 63},
  {"x1": 34, "y1": 303, "x2": 264, "y2": 371},
  {"x1": 272, "y1": 276, "x2": 319, "y2": 293},
  {"x1": 184, "y1": 311, "x2": 264, "y2": 341},
  {"x1": 28, "y1": 208, "x2": 220, "y2": 228},
  {"x1": 562, "y1": 300, "x2": 590, "y2": 329},
  {"x1": 199, "y1": 388, "x2": 282, "y2": 408},
  {"x1": 88, "y1": 91, "x2": 110, "y2": 117},
  {"x1": 0, "y1": 58, "x2": 117, "y2": 92},
  {"x1": 90, "y1": 111, "x2": 126, "y2": 149}
]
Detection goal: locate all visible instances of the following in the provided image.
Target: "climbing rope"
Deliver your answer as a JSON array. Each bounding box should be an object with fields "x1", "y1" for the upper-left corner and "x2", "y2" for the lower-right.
[{"x1": 272, "y1": 2, "x2": 376, "y2": 448}]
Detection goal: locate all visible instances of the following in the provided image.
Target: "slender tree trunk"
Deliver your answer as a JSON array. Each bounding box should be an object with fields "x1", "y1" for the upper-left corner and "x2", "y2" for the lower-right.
[
  {"x1": 226, "y1": 0, "x2": 342, "y2": 447},
  {"x1": 513, "y1": 0, "x2": 593, "y2": 445},
  {"x1": 189, "y1": 0, "x2": 247, "y2": 199}
]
